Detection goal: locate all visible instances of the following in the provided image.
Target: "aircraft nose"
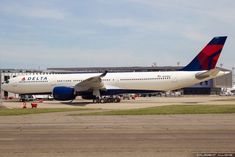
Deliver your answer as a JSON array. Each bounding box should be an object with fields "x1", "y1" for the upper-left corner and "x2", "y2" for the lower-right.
[
  {"x1": 1, "y1": 81, "x2": 9, "y2": 91},
  {"x1": 1, "y1": 82, "x2": 6, "y2": 91}
]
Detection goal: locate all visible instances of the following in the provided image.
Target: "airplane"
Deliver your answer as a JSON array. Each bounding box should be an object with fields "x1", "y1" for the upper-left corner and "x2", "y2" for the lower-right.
[{"x1": 1, "y1": 36, "x2": 229, "y2": 103}]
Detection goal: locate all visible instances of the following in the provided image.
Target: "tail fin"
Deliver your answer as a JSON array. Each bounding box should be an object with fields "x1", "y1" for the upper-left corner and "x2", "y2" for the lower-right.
[{"x1": 181, "y1": 36, "x2": 227, "y2": 71}]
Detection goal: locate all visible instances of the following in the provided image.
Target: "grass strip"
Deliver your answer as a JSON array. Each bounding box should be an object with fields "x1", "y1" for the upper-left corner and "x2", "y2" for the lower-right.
[
  {"x1": 0, "y1": 108, "x2": 95, "y2": 116},
  {"x1": 74, "y1": 105, "x2": 235, "y2": 116}
]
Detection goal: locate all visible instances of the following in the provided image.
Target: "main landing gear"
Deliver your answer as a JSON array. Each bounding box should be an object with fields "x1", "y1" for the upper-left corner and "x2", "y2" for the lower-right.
[{"x1": 93, "y1": 96, "x2": 121, "y2": 103}]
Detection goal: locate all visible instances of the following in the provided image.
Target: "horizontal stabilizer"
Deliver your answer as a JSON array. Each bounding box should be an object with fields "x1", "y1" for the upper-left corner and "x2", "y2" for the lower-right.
[{"x1": 195, "y1": 69, "x2": 229, "y2": 80}]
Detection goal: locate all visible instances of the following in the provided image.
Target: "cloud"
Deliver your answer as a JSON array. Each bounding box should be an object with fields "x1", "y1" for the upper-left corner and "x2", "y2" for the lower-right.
[
  {"x1": 0, "y1": 0, "x2": 234, "y2": 69},
  {"x1": 99, "y1": 18, "x2": 168, "y2": 32},
  {"x1": 127, "y1": 0, "x2": 235, "y2": 25},
  {"x1": 0, "y1": 3, "x2": 67, "y2": 20},
  {"x1": 0, "y1": 45, "x2": 145, "y2": 68},
  {"x1": 180, "y1": 29, "x2": 210, "y2": 42}
]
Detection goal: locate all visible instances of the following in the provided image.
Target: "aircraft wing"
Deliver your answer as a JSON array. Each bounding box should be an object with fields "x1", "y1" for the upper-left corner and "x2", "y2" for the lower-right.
[{"x1": 74, "y1": 71, "x2": 108, "y2": 92}]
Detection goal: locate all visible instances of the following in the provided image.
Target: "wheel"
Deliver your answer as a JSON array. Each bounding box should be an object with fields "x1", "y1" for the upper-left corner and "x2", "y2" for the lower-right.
[
  {"x1": 114, "y1": 98, "x2": 120, "y2": 103},
  {"x1": 103, "y1": 98, "x2": 108, "y2": 103},
  {"x1": 95, "y1": 98, "x2": 100, "y2": 103},
  {"x1": 100, "y1": 98, "x2": 105, "y2": 103},
  {"x1": 107, "y1": 98, "x2": 111, "y2": 103}
]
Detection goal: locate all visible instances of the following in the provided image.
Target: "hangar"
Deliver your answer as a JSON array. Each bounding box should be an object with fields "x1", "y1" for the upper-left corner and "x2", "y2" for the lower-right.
[{"x1": 0, "y1": 66, "x2": 232, "y2": 98}]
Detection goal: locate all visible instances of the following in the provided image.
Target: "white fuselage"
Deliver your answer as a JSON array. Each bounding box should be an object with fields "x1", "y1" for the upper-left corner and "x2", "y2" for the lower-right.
[{"x1": 1, "y1": 71, "x2": 226, "y2": 95}]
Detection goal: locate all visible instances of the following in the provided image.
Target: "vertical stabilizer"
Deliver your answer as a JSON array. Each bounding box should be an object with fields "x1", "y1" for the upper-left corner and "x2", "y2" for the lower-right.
[{"x1": 181, "y1": 36, "x2": 227, "y2": 71}]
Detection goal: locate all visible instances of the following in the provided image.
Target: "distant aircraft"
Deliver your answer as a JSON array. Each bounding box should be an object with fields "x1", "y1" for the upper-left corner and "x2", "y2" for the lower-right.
[{"x1": 1, "y1": 36, "x2": 229, "y2": 102}]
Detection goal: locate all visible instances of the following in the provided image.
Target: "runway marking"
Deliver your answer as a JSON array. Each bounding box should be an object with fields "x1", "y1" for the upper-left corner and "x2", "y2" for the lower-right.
[{"x1": 0, "y1": 138, "x2": 14, "y2": 141}]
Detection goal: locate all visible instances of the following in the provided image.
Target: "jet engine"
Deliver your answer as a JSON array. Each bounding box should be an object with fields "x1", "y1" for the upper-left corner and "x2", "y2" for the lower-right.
[{"x1": 53, "y1": 86, "x2": 76, "y2": 101}]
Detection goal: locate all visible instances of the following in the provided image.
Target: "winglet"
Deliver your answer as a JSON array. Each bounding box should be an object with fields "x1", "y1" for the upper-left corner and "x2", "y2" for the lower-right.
[
  {"x1": 100, "y1": 70, "x2": 108, "y2": 77},
  {"x1": 181, "y1": 36, "x2": 227, "y2": 71}
]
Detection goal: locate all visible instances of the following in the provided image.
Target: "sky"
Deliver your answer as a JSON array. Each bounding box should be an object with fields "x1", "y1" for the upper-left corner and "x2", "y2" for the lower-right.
[{"x1": 0, "y1": 0, "x2": 234, "y2": 70}]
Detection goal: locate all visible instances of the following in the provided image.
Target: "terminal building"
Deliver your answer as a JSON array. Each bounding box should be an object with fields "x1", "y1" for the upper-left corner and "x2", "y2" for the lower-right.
[{"x1": 0, "y1": 66, "x2": 232, "y2": 99}]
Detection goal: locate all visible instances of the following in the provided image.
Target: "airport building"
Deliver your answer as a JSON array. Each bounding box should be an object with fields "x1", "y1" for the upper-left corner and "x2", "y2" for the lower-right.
[{"x1": 0, "y1": 66, "x2": 232, "y2": 98}]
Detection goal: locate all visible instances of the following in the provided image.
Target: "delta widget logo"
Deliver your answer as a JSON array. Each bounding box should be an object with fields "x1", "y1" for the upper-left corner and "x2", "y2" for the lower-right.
[{"x1": 21, "y1": 76, "x2": 48, "y2": 81}]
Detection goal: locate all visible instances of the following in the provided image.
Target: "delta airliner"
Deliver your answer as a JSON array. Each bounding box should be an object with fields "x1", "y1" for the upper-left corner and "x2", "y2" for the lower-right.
[{"x1": 1, "y1": 36, "x2": 228, "y2": 102}]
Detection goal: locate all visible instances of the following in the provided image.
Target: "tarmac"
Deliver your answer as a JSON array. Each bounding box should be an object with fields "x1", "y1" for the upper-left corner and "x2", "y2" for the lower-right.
[
  {"x1": 2, "y1": 95, "x2": 235, "y2": 109},
  {"x1": 0, "y1": 96, "x2": 235, "y2": 157}
]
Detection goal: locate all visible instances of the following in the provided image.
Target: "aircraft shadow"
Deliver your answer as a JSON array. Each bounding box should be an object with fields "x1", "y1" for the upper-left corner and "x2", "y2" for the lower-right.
[{"x1": 61, "y1": 101, "x2": 93, "y2": 106}]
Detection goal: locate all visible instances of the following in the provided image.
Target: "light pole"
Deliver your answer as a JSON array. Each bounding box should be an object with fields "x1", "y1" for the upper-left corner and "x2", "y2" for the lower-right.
[
  {"x1": 177, "y1": 61, "x2": 180, "y2": 66},
  {"x1": 152, "y1": 62, "x2": 157, "y2": 67}
]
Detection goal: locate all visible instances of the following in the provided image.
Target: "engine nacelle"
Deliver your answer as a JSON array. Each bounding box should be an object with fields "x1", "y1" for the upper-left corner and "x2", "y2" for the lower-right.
[{"x1": 53, "y1": 86, "x2": 76, "y2": 101}]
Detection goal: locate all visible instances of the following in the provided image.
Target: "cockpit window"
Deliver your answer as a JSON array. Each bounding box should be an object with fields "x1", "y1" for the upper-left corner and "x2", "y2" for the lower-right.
[{"x1": 2, "y1": 80, "x2": 9, "y2": 84}]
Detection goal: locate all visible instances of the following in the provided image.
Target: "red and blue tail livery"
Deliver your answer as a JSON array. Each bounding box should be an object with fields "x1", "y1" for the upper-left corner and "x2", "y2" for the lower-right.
[{"x1": 181, "y1": 36, "x2": 227, "y2": 71}]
